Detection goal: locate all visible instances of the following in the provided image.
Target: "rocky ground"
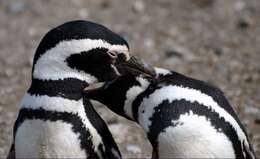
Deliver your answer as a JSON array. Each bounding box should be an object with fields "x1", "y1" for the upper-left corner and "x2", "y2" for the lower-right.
[{"x1": 0, "y1": 0, "x2": 259, "y2": 158}]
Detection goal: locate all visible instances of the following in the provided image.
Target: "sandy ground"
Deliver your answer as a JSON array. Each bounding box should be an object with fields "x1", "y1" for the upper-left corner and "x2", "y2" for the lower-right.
[{"x1": 0, "y1": 0, "x2": 259, "y2": 158}]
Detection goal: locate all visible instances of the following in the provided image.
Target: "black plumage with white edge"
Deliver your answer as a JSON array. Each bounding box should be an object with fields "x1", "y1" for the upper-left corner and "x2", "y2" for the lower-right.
[
  {"x1": 84, "y1": 57, "x2": 256, "y2": 159},
  {"x1": 8, "y1": 20, "x2": 130, "y2": 159}
]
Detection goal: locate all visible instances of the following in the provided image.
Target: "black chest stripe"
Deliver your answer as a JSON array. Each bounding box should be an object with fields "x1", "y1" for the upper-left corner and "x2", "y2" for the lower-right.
[
  {"x1": 13, "y1": 108, "x2": 100, "y2": 159},
  {"x1": 132, "y1": 78, "x2": 255, "y2": 158},
  {"x1": 161, "y1": 71, "x2": 248, "y2": 136},
  {"x1": 147, "y1": 99, "x2": 253, "y2": 159},
  {"x1": 28, "y1": 78, "x2": 88, "y2": 100}
]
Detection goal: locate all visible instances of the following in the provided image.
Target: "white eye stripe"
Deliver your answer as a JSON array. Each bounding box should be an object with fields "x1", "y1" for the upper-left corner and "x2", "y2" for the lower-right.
[{"x1": 33, "y1": 39, "x2": 128, "y2": 82}]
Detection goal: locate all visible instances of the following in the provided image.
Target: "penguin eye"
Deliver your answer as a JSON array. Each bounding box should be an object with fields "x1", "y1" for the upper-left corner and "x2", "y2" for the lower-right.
[
  {"x1": 107, "y1": 51, "x2": 118, "y2": 59},
  {"x1": 107, "y1": 50, "x2": 128, "y2": 64}
]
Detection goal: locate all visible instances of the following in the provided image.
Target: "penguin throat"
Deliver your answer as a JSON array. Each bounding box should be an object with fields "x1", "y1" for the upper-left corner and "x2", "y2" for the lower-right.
[{"x1": 28, "y1": 78, "x2": 89, "y2": 100}]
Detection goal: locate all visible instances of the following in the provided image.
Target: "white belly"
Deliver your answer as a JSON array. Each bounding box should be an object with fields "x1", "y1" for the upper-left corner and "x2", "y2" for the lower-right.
[
  {"x1": 157, "y1": 114, "x2": 235, "y2": 158},
  {"x1": 15, "y1": 119, "x2": 86, "y2": 158}
]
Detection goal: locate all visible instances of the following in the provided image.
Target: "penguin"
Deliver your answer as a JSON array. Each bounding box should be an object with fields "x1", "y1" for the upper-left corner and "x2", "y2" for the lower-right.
[
  {"x1": 7, "y1": 20, "x2": 130, "y2": 159},
  {"x1": 83, "y1": 61, "x2": 256, "y2": 159}
]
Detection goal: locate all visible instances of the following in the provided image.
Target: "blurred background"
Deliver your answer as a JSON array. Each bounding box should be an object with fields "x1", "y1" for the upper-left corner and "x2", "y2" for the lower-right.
[{"x1": 0, "y1": 0, "x2": 259, "y2": 158}]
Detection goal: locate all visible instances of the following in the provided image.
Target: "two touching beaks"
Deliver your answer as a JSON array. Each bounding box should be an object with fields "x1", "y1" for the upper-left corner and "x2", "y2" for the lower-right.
[{"x1": 83, "y1": 55, "x2": 155, "y2": 96}]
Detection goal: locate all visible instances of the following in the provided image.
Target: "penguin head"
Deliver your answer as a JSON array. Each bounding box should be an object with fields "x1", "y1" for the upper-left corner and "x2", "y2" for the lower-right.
[
  {"x1": 32, "y1": 20, "x2": 130, "y2": 84},
  {"x1": 83, "y1": 74, "x2": 152, "y2": 120}
]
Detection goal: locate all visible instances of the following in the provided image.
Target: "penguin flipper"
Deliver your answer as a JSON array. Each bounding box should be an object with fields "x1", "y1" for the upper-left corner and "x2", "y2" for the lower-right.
[{"x1": 6, "y1": 143, "x2": 15, "y2": 159}]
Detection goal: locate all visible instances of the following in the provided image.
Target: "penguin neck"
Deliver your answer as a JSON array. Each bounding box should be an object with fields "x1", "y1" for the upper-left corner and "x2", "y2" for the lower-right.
[
  {"x1": 20, "y1": 77, "x2": 90, "y2": 112},
  {"x1": 123, "y1": 87, "x2": 147, "y2": 121},
  {"x1": 27, "y1": 78, "x2": 89, "y2": 100}
]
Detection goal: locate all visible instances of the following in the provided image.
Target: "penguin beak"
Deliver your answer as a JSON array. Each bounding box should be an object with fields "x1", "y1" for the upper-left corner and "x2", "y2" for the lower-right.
[
  {"x1": 83, "y1": 80, "x2": 115, "y2": 101},
  {"x1": 84, "y1": 82, "x2": 106, "y2": 92},
  {"x1": 116, "y1": 56, "x2": 156, "y2": 77}
]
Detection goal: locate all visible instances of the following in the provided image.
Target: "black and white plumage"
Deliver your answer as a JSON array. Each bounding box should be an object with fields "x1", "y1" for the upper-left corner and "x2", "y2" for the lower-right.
[
  {"x1": 8, "y1": 20, "x2": 129, "y2": 159},
  {"x1": 84, "y1": 66, "x2": 256, "y2": 159}
]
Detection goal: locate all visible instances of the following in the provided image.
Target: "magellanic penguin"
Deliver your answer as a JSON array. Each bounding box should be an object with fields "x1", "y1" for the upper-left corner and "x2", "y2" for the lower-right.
[
  {"x1": 7, "y1": 20, "x2": 130, "y2": 159},
  {"x1": 84, "y1": 59, "x2": 256, "y2": 159}
]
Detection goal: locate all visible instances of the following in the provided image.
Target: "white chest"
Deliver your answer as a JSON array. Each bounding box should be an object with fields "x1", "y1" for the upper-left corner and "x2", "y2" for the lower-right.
[
  {"x1": 18, "y1": 94, "x2": 103, "y2": 156},
  {"x1": 15, "y1": 119, "x2": 86, "y2": 158},
  {"x1": 156, "y1": 114, "x2": 235, "y2": 158}
]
